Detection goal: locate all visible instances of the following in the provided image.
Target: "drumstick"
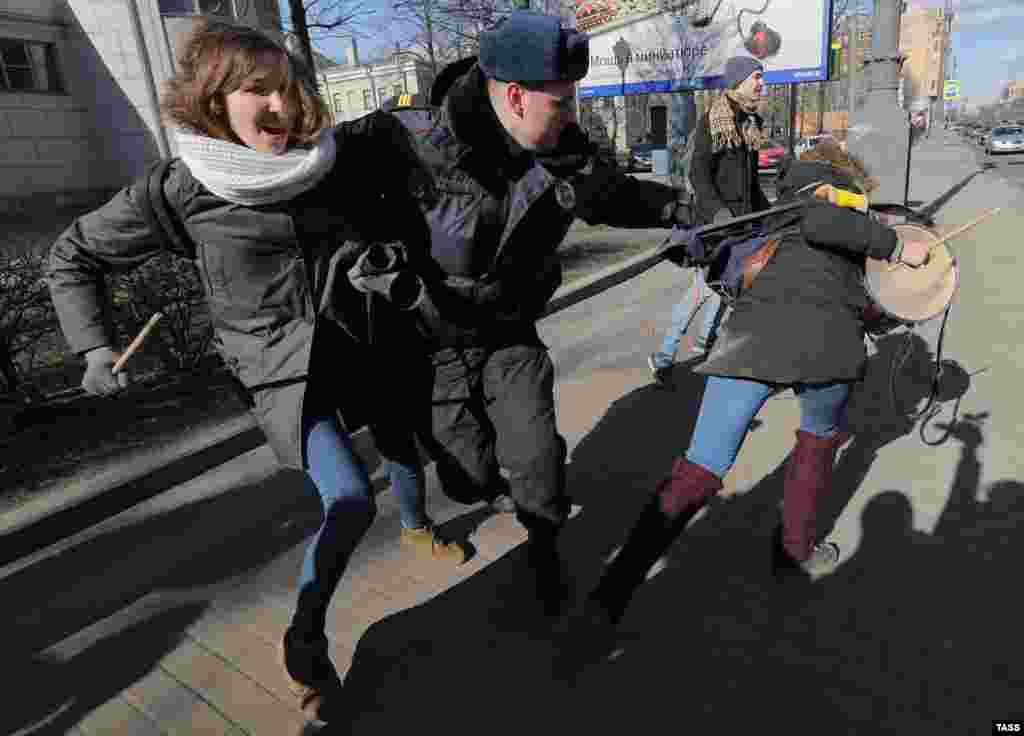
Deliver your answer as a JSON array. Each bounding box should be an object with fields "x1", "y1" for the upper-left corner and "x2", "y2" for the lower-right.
[
  {"x1": 112, "y1": 312, "x2": 163, "y2": 374},
  {"x1": 887, "y1": 207, "x2": 1002, "y2": 271},
  {"x1": 927, "y1": 207, "x2": 1001, "y2": 252}
]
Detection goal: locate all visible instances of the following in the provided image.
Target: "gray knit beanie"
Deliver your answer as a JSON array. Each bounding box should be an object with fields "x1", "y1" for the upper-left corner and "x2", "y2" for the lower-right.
[{"x1": 724, "y1": 56, "x2": 764, "y2": 89}]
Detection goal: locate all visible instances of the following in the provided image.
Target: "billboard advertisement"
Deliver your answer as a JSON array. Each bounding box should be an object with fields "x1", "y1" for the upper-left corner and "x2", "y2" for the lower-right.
[{"x1": 576, "y1": 0, "x2": 834, "y2": 97}]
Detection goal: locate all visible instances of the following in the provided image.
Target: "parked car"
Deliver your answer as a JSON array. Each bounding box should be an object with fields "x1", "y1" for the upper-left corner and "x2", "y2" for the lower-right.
[
  {"x1": 794, "y1": 133, "x2": 836, "y2": 155},
  {"x1": 757, "y1": 139, "x2": 787, "y2": 173},
  {"x1": 985, "y1": 125, "x2": 1024, "y2": 155}
]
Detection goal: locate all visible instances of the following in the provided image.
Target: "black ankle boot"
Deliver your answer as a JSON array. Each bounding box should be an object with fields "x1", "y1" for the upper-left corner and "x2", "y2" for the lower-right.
[
  {"x1": 281, "y1": 627, "x2": 344, "y2": 724},
  {"x1": 591, "y1": 458, "x2": 722, "y2": 622}
]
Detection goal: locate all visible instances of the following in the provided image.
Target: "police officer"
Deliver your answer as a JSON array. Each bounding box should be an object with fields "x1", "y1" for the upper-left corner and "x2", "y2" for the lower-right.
[{"x1": 410, "y1": 11, "x2": 695, "y2": 618}]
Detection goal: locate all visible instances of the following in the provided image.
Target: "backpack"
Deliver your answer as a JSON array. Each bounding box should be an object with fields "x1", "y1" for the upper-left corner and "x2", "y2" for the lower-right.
[
  {"x1": 134, "y1": 157, "x2": 197, "y2": 261},
  {"x1": 132, "y1": 158, "x2": 307, "y2": 405}
]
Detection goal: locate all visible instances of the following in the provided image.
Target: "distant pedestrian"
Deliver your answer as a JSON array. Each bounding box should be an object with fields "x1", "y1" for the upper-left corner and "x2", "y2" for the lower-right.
[{"x1": 648, "y1": 55, "x2": 771, "y2": 386}]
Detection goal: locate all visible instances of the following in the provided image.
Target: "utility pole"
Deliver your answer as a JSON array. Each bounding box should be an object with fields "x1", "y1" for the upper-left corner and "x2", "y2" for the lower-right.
[
  {"x1": 848, "y1": 0, "x2": 910, "y2": 205},
  {"x1": 847, "y1": 13, "x2": 860, "y2": 115}
]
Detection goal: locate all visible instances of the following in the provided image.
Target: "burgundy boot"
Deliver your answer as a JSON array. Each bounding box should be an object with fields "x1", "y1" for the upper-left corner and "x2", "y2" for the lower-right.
[
  {"x1": 590, "y1": 457, "x2": 723, "y2": 623},
  {"x1": 774, "y1": 430, "x2": 844, "y2": 574}
]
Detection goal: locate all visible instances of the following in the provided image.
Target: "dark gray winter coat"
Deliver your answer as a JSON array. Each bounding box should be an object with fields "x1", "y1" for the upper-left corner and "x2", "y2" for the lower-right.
[
  {"x1": 697, "y1": 159, "x2": 900, "y2": 385},
  {"x1": 47, "y1": 112, "x2": 432, "y2": 470},
  {"x1": 409, "y1": 63, "x2": 689, "y2": 350}
]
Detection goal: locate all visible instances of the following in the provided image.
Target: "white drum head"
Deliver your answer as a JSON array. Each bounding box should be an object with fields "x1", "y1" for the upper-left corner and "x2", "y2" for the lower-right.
[{"x1": 864, "y1": 224, "x2": 959, "y2": 324}]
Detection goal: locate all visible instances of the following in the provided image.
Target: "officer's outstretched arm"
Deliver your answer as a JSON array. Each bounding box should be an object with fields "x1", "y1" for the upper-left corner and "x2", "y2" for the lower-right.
[{"x1": 570, "y1": 153, "x2": 692, "y2": 229}]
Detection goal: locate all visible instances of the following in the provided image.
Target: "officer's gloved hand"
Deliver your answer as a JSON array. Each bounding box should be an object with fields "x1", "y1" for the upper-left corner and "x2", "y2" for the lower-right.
[
  {"x1": 713, "y1": 207, "x2": 734, "y2": 226},
  {"x1": 663, "y1": 191, "x2": 695, "y2": 228},
  {"x1": 82, "y1": 346, "x2": 129, "y2": 397}
]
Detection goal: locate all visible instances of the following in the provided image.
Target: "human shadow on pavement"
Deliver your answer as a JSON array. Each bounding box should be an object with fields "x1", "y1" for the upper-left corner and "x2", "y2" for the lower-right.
[
  {"x1": 1, "y1": 470, "x2": 328, "y2": 732},
  {"x1": 3, "y1": 602, "x2": 207, "y2": 736},
  {"x1": 553, "y1": 412, "x2": 1019, "y2": 734},
  {"x1": 325, "y1": 330, "x2": 989, "y2": 734}
]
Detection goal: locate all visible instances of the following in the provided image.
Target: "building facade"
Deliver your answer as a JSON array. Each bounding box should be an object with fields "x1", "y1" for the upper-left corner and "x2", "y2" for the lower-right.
[
  {"x1": 314, "y1": 39, "x2": 434, "y2": 125},
  {"x1": 0, "y1": 0, "x2": 279, "y2": 217}
]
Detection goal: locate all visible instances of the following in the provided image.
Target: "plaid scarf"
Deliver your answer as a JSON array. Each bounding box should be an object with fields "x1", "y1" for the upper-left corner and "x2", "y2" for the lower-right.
[{"x1": 708, "y1": 90, "x2": 766, "y2": 154}]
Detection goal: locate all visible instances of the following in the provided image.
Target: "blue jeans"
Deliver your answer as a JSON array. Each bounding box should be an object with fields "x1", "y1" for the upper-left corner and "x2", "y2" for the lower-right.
[
  {"x1": 686, "y1": 376, "x2": 851, "y2": 479},
  {"x1": 291, "y1": 408, "x2": 426, "y2": 637},
  {"x1": 652, "y1": 268, "x2": 724, "y2": 369}
]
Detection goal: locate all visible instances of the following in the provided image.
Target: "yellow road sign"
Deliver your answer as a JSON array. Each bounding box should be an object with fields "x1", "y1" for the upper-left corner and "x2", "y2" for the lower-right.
[{"x1": 943, "y1": 80, "x2": 961, "y2": 101}]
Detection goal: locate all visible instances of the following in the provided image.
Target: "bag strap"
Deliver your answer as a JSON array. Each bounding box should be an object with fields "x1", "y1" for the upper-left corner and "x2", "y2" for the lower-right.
[{"x1": 136, "y1": 158, "x2": 197, "y2": 261}]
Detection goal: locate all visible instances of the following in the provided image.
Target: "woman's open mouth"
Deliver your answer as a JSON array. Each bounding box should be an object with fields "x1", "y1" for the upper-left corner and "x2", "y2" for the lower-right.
[{"x1": 261, "y1": 124, "x2": 286, "y2": 137}]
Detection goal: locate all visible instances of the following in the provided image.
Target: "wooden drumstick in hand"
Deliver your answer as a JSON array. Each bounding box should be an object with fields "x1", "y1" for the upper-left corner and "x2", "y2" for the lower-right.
[
  {"x1": 927, "y1": 207, "x2": 1001, "y2": 253},
  {"x1": 112, "y1": 312, "x2": 163, "y2": 375}
]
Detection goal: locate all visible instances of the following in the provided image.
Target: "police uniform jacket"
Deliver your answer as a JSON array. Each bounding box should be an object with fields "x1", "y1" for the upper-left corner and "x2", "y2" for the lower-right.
[{"x1": 411, "y1": 62, "x2": 687, "y2": 350}]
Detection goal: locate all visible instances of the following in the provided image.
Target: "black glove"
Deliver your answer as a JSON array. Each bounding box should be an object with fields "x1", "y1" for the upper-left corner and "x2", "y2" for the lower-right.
[
  {"x1": 663, "y1": 192, "x2": 696, "y2": 228},
  {"x1": 713, "y1": 207, "x2": 733, "y2": 226},
  {"x1": 82, "y1": 346, "x2": 129, "y2": 397}
]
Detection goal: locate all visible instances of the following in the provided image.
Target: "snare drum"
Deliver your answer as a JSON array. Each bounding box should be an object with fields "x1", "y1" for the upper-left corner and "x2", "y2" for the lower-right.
[{"x1": 863, "y1": 223, "x2": 959, "y2": 326}]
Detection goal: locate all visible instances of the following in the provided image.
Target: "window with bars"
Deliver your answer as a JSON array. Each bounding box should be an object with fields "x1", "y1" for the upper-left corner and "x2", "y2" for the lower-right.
[
  {"x1": 363, "y1": 88, "x2": 373, "y2": 110},
  {"x1": 0, "y1": 39, "x2": 63, "y2": 93},
  {"x1": 333, "y1": 93, "x2": 343, "y2": 113},
  {"x1": 393, "y1": 84, "x2": 403, "y2": 98}
]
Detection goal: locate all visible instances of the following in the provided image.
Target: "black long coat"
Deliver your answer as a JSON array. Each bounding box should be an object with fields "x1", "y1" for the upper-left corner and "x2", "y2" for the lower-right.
[
  {"x1": 697, "y1": 160, "x2": 900, "y2": 385},
  {"x1": 47, "y1": 112, "x2": 431, "y2": 470},
  {"x1": 689, "y1": 99, "x2": 773, "y2": 224}
]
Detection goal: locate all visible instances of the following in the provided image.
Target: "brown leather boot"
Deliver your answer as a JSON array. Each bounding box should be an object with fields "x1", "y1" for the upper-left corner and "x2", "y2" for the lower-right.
[{"x1": 779, "y1": 430, "x2": 844, "y2": 564}]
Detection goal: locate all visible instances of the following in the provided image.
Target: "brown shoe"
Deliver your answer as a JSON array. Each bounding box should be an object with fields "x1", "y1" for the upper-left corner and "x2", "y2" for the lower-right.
[{"x1": 400, "y1": 524, "x2": 468, "y2": 564}]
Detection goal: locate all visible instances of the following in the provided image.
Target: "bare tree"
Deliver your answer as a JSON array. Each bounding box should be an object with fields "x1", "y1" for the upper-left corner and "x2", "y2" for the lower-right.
[
  {"x1": 385, "y1": 0, "x2": 576, "y2": 79},
  {"x1": 284, "y1": 0, "x2": 374, "y2": 72},
  {"x1": 0, "y1": 246, "x2": 57, "y2": 397}
]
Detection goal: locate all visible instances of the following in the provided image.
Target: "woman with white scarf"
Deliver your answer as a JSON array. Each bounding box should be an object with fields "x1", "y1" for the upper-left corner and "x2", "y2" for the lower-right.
[{"x1": 47, "y1": 19, "x2": 459, "y2": 725}]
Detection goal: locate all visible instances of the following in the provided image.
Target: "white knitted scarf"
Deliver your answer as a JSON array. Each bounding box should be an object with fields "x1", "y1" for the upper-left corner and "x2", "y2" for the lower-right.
[{"x1": 173, "y1": 127, "x2": 337, "y2": 206}]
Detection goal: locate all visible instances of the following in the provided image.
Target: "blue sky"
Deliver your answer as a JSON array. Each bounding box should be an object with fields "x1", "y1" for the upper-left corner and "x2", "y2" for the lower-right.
[
  {"x1": 914, "y1": 0, "x2": 1024, "y2": 104},
  {"x1": 281, "y1": 0, "x2": 1024, "y2": 105}
]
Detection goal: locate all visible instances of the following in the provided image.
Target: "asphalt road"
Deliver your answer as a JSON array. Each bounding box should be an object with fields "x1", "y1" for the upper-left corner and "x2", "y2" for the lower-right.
[{"x1": 960, "y1": 132, "x2": 1024, "y2": 188}]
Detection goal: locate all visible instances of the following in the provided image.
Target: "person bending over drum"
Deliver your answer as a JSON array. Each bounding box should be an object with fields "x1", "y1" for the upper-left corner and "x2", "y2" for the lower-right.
[{"x1": 561, "y1": 141, "x2": 929, "y2": 658}]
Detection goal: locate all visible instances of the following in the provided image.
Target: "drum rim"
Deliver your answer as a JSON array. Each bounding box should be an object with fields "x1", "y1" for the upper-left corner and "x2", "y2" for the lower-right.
[{"x1": 863, "y1": 225, "x2": 959, "y2": 324}]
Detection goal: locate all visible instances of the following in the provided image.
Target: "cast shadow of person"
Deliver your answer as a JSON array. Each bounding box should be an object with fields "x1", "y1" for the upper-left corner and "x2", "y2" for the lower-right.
[
  {"x1": 547, "y1": 412, "x2": 1016, "y2": 734},
  {"x1": 815, "y1": 329, "x2": 967, "y2": 539},
  {"x1": 320, "y1": 334, "x2": 972, "y2": 734},
  {"x1": 1, "y1": 468, "x2": 330, "y2": 734},
  {"x1": 772, "y1": 411, "x2": 1024, "y2": 731}
]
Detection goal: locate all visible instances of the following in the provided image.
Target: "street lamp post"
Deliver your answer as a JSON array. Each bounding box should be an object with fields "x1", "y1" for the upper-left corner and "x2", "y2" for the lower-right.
[{"x1": 848, "y1": 0, "x2": 912, "y2": 206}]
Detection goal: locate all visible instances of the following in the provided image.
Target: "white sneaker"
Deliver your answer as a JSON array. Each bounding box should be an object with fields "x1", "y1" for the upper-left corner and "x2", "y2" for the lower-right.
[{"x1": 801, "y1": 542, "x2": 840, "y2": 573}]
